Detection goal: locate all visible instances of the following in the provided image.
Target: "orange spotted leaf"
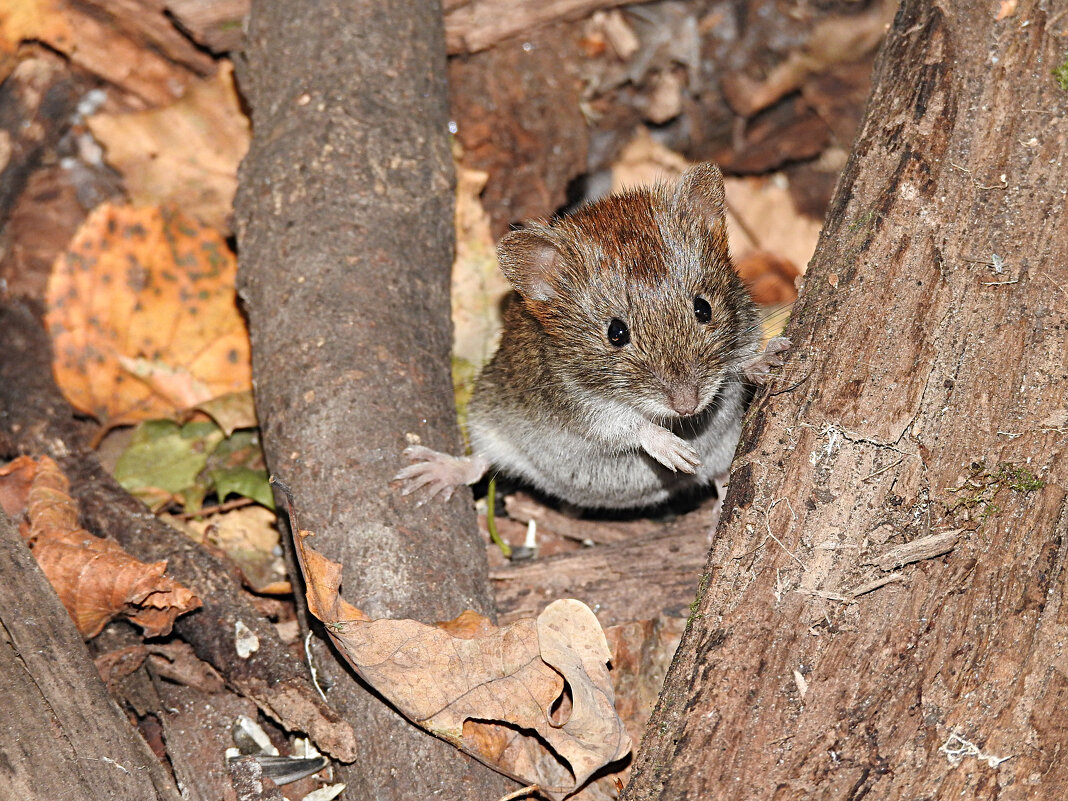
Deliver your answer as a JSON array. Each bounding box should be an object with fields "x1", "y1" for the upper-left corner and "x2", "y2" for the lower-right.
[{"x1": 45, "y1": 203, "x2": 251, "y2": 427}]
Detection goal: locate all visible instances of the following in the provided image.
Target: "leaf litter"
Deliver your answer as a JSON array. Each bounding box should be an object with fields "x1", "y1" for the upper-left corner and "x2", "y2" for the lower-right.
[
  {"x1": 290, "y1": 516, "x2": 631, "y2": 797},
  {"x1": 0, "y1": 455, "x2": 201, "y2": 638}
]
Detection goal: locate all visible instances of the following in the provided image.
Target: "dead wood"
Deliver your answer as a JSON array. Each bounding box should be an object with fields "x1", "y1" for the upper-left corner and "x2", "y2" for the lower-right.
[
  {"x1": 0, "y1": 300, "x2": 358, "y2": 763},
  {"x1": 504, "y1": 492, "x2": 662, "y2": 544},
  {"x1": 233, "y1": 1, "x2": 512, "y2": 798},
  {"x1": 165, "y1": 0, "x2": 252, "y2": 53},
  {"x1": 448, "y1": 25, "x2": 589, "y2": 236},
  {"x1": 0, "y1": 508, "x2": 182, "y2": 800},
  {"x1": 493, "y1": 505, "x2": 716, "y2": 627},
  {"x1": 115, "y1": 0, "x2": 658, "y2": 58},
  {"x1": 62, "y1": 0, "x2": 214, "y2": 108},
  {"x1": 622, "y1": 1, "x2": 1068, "y2": 798},
  {"x1": 157, "y1": 683, "x2": 262, "y2": 801}
]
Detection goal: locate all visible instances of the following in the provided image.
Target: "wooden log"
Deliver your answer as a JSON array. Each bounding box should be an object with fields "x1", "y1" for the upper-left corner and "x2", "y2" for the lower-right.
[
  {"x1": 622, "y1": 1, "x2": 1068, "y2": 797},
  {"x1": 0, "y1": 508, "x2": 182, "y2": 800},
  {"x1": 0, "y1": 301, "x2": 359, "y2": 763},
  {"x1": 234, "y1": 1, "x2": 512, "y2": 797}
]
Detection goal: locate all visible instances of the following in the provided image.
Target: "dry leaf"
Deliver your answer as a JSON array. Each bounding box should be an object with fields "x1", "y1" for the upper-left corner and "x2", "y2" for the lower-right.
[
  {"x1": 45, "y1": 203, "x2": 252, "y2": 427},
  {"x1": 723, "y1": 175, "x2": 821, "y2": 278},
  {"x1": 720, "y1": 2, "x2": 894, "y2": 117},
  {"x1": 995, "y1": 0, "x2": 1018, "y2": 21},
  {"x1": 0, "y1": 0, "x2": 210, "y2": 106},
  {"x1": 0, "y1": 456, "x2": 201, "y2": 638},
  {"x1": 609, "y1": 128, "x2": 690, "y2": 192},
  {"x1": 95, "y1": 641, "x2": 224, "y2": 693},
  {"x1": 145, "y1": 641, "x2": 226, "y2": 692},
  {"x1": 193, "y1": 390, "x2": 258, "y2": 436},
  {"x1": 95, "y1": 644, "x2": 152, "y2": 686},
  {"x1": 0, "y1": 456, "x2": 37, "y2": 533},
  {"x1": 0, "y1": 0, "x2": 73, "y2": 82},
  {"x1": 293, "y1": 529, "x2": 630, "y2": 797},
  {"x1": 178, "y1": 505, "x2": 288, "y2": 595},
  {"x1": 87, "y1": 63, "x2": 250, "y2": 233},
  {"x1": 734, "y1": 250, "x2": 800, "y2": 307},
  {"x1": 452, "y1": 164, "x2": 510, "y2": 369}
]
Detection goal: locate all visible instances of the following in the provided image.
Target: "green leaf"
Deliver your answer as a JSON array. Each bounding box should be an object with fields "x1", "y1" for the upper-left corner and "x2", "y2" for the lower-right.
[
  {"x1": 206, "y1": 429, "x2": 274, "y2": 509},
  {"x1": 115, "y1": 419, "x2": 225, "y2": 513}
]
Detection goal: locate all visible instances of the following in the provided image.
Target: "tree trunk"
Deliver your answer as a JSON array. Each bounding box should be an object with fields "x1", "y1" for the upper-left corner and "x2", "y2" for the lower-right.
[
  {"x1": 623, "y1": 1, "x2": 1068, "y2": 798},
  {"x1": 234, "y1": 2, "x2": 511, "y2": 798}
]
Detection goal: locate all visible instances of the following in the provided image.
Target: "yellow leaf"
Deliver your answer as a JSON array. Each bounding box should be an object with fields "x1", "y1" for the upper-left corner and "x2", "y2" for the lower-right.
[{"x1": 45, "y1": 203, "x2": 252, "y2": 427}]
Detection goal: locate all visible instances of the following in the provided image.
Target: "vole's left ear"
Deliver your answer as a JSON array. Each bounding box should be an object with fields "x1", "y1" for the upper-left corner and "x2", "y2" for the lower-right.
[{"x1": 669, "y1": 162, "x2": 727, "y2": 235}]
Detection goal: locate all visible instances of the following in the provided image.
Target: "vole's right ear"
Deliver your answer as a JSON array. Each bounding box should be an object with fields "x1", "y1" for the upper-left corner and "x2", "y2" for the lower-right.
[
  {"x1": 497, "y1": 226, "x2": 562, "y2": 302},
  {"x1": 670, "y1": 162, "x2": 727, "y2": 232}
]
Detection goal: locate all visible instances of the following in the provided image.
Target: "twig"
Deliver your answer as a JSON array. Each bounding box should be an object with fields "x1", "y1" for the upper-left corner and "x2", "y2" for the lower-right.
[
  {"x1": 497, "y1": 785, "x2": 541, "y2": 801},
  {"x1": 486, "y1": 478, "x2": 512, "y2": 558},
  {"x1": 870, "y1": 530, "x2": 960, "y2": 571},
  {"x1": 848, "y1": 572, "x2": 905, "y2": 598},
  {"x1": 305, "y1": 631, "x2": 327, "y2": 702},
  {"x1": 862, "y1": 457, "x2": 904, "y2": 482},
  {"x1": 174, "y1": 496, "x2": 255, "y2": 520}
]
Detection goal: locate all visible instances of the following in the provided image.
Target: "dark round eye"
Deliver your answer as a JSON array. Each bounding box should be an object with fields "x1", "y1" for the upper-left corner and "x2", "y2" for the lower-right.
[
  {"x1": 607, "y1": 318, "x2": 630, "y2": 347},
  {"x1": 694, "y1": 296, "x2": 712, "y2": 324}
]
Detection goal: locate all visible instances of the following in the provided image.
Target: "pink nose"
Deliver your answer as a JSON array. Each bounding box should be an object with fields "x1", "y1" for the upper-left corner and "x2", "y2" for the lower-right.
[{"x1": 668, "y1": 385, "x2": 699, "y2": 416}]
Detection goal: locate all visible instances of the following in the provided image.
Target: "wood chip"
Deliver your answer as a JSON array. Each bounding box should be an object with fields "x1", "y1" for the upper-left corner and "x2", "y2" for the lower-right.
[{"x1": 871, "y1": 530, "x2": 960, "y2": 572}]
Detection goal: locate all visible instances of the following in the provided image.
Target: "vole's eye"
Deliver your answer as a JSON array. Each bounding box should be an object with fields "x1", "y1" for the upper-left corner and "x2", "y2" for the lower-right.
[
  {"x1": 607, "y1": 318, "x2": 630, "y2": 347},
  {"x1": 694, "y1": 296, "x2": 712, "y2": 324}
]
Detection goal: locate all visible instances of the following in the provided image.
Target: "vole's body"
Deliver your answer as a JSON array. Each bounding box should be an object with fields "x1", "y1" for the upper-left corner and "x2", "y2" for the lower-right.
[
  {"x1": 397, "y1": 163, "x2": 785, "y2": 510},
  {"x1": 468, "y1": 300, "x2": 749, "y2": 507}
]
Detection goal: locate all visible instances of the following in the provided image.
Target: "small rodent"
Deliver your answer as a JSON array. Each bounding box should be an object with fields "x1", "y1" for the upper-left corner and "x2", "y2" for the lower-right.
[{"x1": 396, "y1": 162, "x2": 788, "y2": 510}]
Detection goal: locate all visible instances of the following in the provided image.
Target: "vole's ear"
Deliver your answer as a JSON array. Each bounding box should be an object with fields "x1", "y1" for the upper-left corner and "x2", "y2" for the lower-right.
[
  {"x1": 670, "y1": 162, "x2": 727, "y2": 232},
  {"x1": 497, "y1": 224, "x2": 562, "y2": 302}
]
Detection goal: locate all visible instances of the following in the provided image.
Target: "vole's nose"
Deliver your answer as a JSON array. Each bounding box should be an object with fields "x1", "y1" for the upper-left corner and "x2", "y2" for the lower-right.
[{"x1": 666, "y1": 383, "x2": 699, "y2": 416}]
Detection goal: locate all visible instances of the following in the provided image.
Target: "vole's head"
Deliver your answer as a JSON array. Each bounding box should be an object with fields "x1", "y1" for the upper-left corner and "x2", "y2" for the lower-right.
[{"x1": 497, "y1": 163, "x2": 759, "y2": 420}]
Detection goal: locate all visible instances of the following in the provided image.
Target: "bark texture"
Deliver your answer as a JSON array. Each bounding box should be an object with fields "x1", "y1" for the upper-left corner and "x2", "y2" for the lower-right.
[
  {"x1": 234, "y1": 2, "x2": 509, "y2": 797},
  {"x1": 0, "y1": 509, "x2": 182, "y2": 801},
  {"x1": 623, "y1": 1, "x2": 1068, "y2": 798}
]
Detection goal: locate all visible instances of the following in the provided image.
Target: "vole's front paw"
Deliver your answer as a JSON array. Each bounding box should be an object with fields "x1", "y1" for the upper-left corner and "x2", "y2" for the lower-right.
[
  {"x1": 638, "y1": 423, "x2": 701, "y2": 474},
  {"x1": 393, "y1": 446, "x2": 488, "y2": 504},
  {"x1": 744, "y1": 336, "x2": 791, "y2": 384}
]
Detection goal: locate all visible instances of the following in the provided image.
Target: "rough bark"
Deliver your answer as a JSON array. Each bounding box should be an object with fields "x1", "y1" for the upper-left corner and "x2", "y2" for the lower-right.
[
  {"x1": 0, "y1": 509, "x2": 182, "y2": 801},
  {"x1": 0, "y1": 301, "x2": 358, "y2": 763},
  {"x1": 234, "y1": 2, "x2": 510, "y2": 798},
  {"x1": 623, "y1": 1, "x2": 1068, "y2": 799}
]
